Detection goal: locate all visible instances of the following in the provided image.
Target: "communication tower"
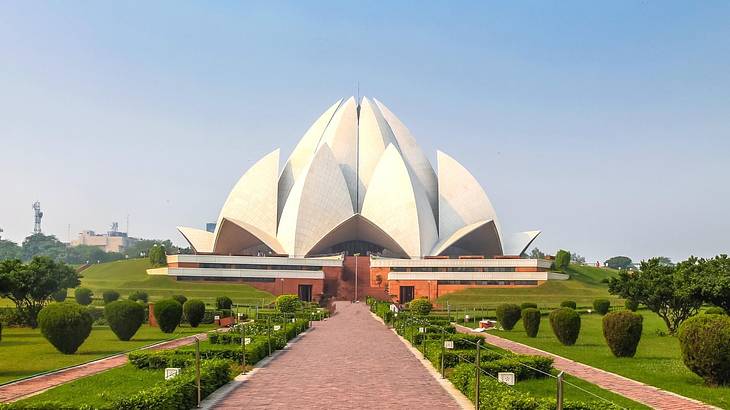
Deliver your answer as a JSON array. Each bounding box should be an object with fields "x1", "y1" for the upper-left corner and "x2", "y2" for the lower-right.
[{"x1": 32, "y1": 201, "x2": 43, "y2": 234}]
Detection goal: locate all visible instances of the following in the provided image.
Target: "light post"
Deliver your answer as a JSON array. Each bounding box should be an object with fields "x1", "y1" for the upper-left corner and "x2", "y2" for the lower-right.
[
  {"x1": 280, "y1": 278, "x2": 285, "y2": 295},
  {"x1": 354, "y1": 253, "x2": 361, "y2": 302}
]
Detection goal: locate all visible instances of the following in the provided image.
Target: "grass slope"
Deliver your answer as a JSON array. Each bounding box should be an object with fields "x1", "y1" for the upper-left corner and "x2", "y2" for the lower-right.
[
  {"x1": 496, "y1": 312, "x2": 730, "y2": 409},
  {"x1": 0, "y1": 324, "x2": 213, "y2": 385},
  {"x1": 78, "y1": 258, "x2": 274, "y2": 305},
  {"x1": 437, "y1": 264, "x2": 621, "y2": 308}
]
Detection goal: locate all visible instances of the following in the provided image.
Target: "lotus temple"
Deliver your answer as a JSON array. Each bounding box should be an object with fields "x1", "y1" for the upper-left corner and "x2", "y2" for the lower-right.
[{"x1": 148, "y1": 97, "x2": 567, "y2": 303}]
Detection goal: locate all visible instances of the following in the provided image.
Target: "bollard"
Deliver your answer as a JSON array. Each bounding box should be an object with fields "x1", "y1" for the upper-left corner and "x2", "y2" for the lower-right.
[
  {"x1": 474, "y1": 340, "x2": 481, "y2": 410},
  {"x1": 556, "y1": 371, "x2": 564, "y2": 410},
  {"x1": 440, "y1": 333, "x2": 446, "y2": 378},
  {"x1": 195, "y1": 337, "x2": 201, "y2": 408}
]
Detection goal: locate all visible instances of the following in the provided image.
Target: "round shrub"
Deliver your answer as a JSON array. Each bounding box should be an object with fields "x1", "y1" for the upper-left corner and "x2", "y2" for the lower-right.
[
  {"x1": 51, "y1": 289, "x2": 67, "y2": 302},
  {"x1": 593, "y1": 299, "x2": 611, "y2": 315},
  {"x1": 602, "y1": 311, "x2": 643, "y2": 357},
  {"x1": 171, "y1": 294, "x2": 187, "y2": 306},
  {"x1": 560, "y1": 300, "x2": 577, "y2": 310},
  {"x1": 74, "y1": 288, "x2": 94, "y2": 306},
  {"x1": 104, "y1": 300, "x2": 145, "y2": 341},
  {"x1": 128, "y1": 291, "x2": 148, "y2": 304},
  {"x1": 549, "y1": 308, "x2": 581, "y2": 346},
  {"x1": 102, "y1": 290, "x2": 120, "y2": 304},
  {"x1": 183, "y1": 299, "x2": 206, "y2": 327},
  {"x1": 38, "y1": 302, "x2": 93, "y2": 354},
  {"x1": 624, "y1": 298, "x2": 639, "y2": 312},
  {"x1": 409, "y1": 298, "x2": 433, "y2": 316},
  {"x1": 496, "y1": 304, "x2": 522, "y2": 331},
  {"x1": 705, "y1": 307, "x2": 727, "y2": 315},
  {"x1": 520, "y1": 302, "x2": 538, "y2": 310},
  {"x1": 678, "y1": 314, "x2": 730, "y2": 386},
  {"x1": 153, "y1": 299, "x2": 183, "y2": 333},
  {"x1": 521, "y1": 308, "x2": 541, "y2": 337},
  {"x1": 275, "y1": 294, "x2": 300, "y2": 313},
  {"x1": 215, "y1": 296, "x2": 233, "y2": 310}
]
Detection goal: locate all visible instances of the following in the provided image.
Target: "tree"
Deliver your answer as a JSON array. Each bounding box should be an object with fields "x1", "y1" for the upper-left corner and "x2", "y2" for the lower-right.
[
  {"x1": 0, "y1": 240, "x2": 22, "y2": 261},
  {"x1": 555, "y1": 250, "x2": 570, "y2": 270},
  {"x1": 608, "y1": 257, "x2": 703, "y2": 334},
  {"x1": 698, "y1": 254, "x2": 730, "y2": 314},
  {"x1": 38, "y1": 302, "x2": 92, "y2": 354},
  {"x1": 0, "y1": 257, "x2": 81, "y2": 327},
  {"x1": 64, "y1": 245, "x2": 123, "y2": 265},
  {"x1": 74, "y1": 288, "x2": 93, "y2": 305},
  {"x1": 529, "y1": 248, "x2": 546, "y2": 259},
  {"x1": 105, "y1": 300, "x2": 145, "y2": 341},
  {"x1": 605, "y1": 256, "x2": 633, "y2": 270},
  {"x1": 148, "y1": 244, "x2": 167, "y2": 267},
  {"x1": 21, "y1": 234, "x2": 67, "y2": 261},
  {"x1": 656, "y1": 256, "x2": 674, "y2": 267},
  {"x1": 570, "y1": 252, "x2": 586, "y2": 264},
  {"x1": 183, "y1": 299, "x2": 206, "y2": 327}
]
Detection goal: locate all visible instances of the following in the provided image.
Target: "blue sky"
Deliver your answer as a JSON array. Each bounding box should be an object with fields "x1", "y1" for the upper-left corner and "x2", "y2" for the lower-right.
[{"x1": 1, "y1": 1, "x2": 728, "y2": 264}]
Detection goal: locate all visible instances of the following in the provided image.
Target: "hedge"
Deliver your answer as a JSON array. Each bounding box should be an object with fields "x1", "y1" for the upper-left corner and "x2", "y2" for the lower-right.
[
  {"x1": 130, "y1": 341, "x2": 271, "y2": 370},
  {"x1": 602, "y1": 311, "x2": 643, "y2": 358},
  {"x1": 624, "y1": 298, "x2": 639, "y2": 312},
  {"x1": 678, "y1": 314, "x2": 730, "y2": 386},
  {"x1": 216, "y1": 296, "x2": 233, "y2": 310},
  {"x1": 105, "y1": 300, "x2": 145, "y2": 341},
  {"x1": 592, "y1": 299, "x2": 610, "y2": 315},
  {"x1": 183, "y1": 299, "x2": 206, "y2": 327},
  {"x1": 154, "y1": 299, "x2": 183, "y2": 333},
  {"x1": 172, "y1": 294, "x2": 188, "y2": 306},
  {"x1": 496, "y1": 304, "x2": 521, "y2": 331},
  {"x1": 128, "y1": 291, "x2": 148, "y2": 303},
  {"x1": 38, "y1": 302, "x2": 93, "y2": 354},
  {"x1": 426, "y1": 346, "x2": 507, "y2": 369},
  {"x1": 706, "y1": 307, "x2": 727, "y2": 315},
  {"x1": 549, "y1": 308, "x2": 581, "y2": 346},
  {"x1": 560, "y1": 300, "x2": 577, "y2": 310},
  {"x1": 409, "y1": 298, "x2": 433, "y2": 316},
  {"x1": 522, "y1": 308, "x2": 541, "y2": 338},
  {"x1": 480, "y1": 356, "x2": 554, "y2": 381},
  {"x1": 520, "y1": 302, "x2": 538, "y2": 310},
  {"x1": 102, "y1": 290, "x2": 120, "y2": 304},
  {"x1": 74, "y1": 288, "x2": 93, "y2": 306}
]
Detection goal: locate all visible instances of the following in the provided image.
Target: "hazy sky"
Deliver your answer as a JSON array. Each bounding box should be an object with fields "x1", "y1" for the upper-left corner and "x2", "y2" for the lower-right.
[{"x1": 1, "y1": 1, "x2": 728, "y2": 264}]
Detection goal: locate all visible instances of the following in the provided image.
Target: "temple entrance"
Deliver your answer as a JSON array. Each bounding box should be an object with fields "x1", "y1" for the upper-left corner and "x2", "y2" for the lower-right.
[
  {"x1": 298, "y1": 284, "x2": 313, "y2": 302},
  {"x1": 399, "y1": 286, "x2": 415, "y2": 304}
]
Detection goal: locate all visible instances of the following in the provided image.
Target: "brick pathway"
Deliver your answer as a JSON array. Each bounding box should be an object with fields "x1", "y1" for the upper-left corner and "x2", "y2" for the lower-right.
[
  {"x1": 214, "y1": 302, "x2": 463, "y2": 410},
  {"x1": 0, "y1": 331, "x2": 210, "y2": 403},
  {"x1": 454, "y1": 324, "x2": 717, "y2": 410}
]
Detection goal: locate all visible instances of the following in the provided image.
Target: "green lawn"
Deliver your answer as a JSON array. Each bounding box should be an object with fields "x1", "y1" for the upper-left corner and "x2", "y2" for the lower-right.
[
  {"x1": 0, "y1": 324, "x2": 213, "y2": 385},
  {"x1": 437, "y1": 264, "x2": 622, "y2": 309},
  {"x1": 75, "y1": 258, "x2": 274, "y2": 305},
  {"x1": 494, "y1": 311, "x2": 730, "y2": 409}
]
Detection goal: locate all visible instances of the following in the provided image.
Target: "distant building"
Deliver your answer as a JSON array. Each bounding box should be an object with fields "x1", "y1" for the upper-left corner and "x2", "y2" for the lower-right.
[
  {"x1": 71, "y1": 223, "x2": 138, "y2": 253},
  {"x1": 205, "y1": 223, "x2": 216, "y2": 233}
]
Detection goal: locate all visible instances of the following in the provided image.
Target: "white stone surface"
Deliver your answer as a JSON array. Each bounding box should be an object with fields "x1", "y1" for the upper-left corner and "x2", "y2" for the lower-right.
[
  {"x1": 214, "y1": 217, "x2": 285, "y2": 255},
  {"x1": 361, "y1": 144, "x2": 438, "y2": 257},
  {"x1": 177, "y1": 226, "x2": 214, "y2": 253},
  {"x1": 316, "y1": 96, "x2": 359, "y2": 210},
  {"x1": 503, "y1": 230, "x2": 541, "y2": 256},
  {"x1": 277, "y1": 144, "x2": 355, "y2": 257}
]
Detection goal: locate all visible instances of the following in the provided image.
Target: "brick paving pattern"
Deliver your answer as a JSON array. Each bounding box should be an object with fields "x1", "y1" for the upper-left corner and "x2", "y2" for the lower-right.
[
  {"x1": 0, "y1": 332, "x2": 210, "y2": 403},
  {"x1": 215, "y1": 302, "x2": 462, "y2": 409},
  {"x1": 454, "y1": 324, "x2": 717, "y2": 410}
]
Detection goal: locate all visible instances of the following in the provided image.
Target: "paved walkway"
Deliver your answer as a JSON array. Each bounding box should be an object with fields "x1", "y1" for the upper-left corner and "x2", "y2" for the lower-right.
[
  {"x1": 454, "y1": 324, "x2": 717, "y2": 410},
  {"x1": 0, "y1": 331, "x2": 210, "y2": 403},
  {"x1": 214, "y1": 302, "x2": 463, "y2": 409}
]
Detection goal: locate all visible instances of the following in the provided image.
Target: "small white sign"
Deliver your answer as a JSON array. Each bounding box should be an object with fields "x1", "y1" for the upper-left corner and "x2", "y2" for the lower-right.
[
  {"x1": 273, "y1": 325, "x2": 281, "y2": 331},
  {"x1": 238, "y1": 313, "x2": 245, "y2": 318},
  {"x1": 244, "y1": 337, "x2": 251, "y2": 345},
  {"x1": 464, "y1": 315, "x2": 470, "y2": 322},
  {"x1": 291, "y1": 318, "x2": 296, "y2": 323},
  {"x1": 498, "y1": 372, "x2": 516, "y2": 386},
  {"x1": 418, "y1": 327, "x2": 426, "y2": 333},
  {"x1": 164, "y1": 368, "x2": 181, "y2": 380},
  {"x1": 214, "y1": 315, "x2": 220, "y2": 320},
  {"x1": 444, "y1": 340, "x2": 454, "y2": 349}
]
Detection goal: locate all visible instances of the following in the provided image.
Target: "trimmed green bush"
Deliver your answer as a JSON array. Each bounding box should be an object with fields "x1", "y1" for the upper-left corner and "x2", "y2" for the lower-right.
[
  {"x1": 38, "y1": 302, "x2": 93, "y2": 354},
  {"x1": 520, "y1": 302, "x2": 538, "y2": 310},
  {"x1": 102, "y1": 290, "x2": 120, "y2": 304},
  {"x1": 128, "y1": 291, "x2": 148, "y2": 303},
  {"x1": 172, "y1": 294, "x2": 187, "y2": 306},
  {"x1": 74, "y1": 287, "x2": 93, "y2": 306},
  {"x1": 624, "y1": 298, "x2": 639, "y2": 312},
  {"x1": 522, "y1": 308, "x2": 541, "y2": 337},
  {"x1": 602, "y1": 311, "x2": 643, "y2": 357},
  {"x1": 706, "y1": 307, "x2": 727, "y2": 315},
  {"x1": 183, "y1": 299, "x2": 206, "y2": 327},
  {"x1": 560, "y1": 300, "x2": 577, "y2": 310},
  {"x1": 154, "y1": 299, "x2": 183, "y2": 333},
  {"x1": 496, "y1": 304, "x2": 521, "y2": 330},
  {"x1": 215, "y1": 296, "x2": 233, "y2": 310},
  {"x1": 555, "y1": 249, "x2": 570, "y2": 270},
  {"x1": 409, "y1": 297, "x2": 433, "y2": 316},
  {"x1": 593, "y1": 299, "x2": 611, "y2": 315},
  {"x1": 51, "y1": 289, "x2": 67, "y2": 302},
  {"x1": 678, "y1": 314, "x2": 730, "y2": 386},
  {"x1": 275, "y1": 294, "x2": 300, "y2": 313},
  {"x1": 104, "y1": 300, "x2": 145, "y2": 341},
  {"x1": 549, "y1": 307, "x2": 581, "y2": 346}
]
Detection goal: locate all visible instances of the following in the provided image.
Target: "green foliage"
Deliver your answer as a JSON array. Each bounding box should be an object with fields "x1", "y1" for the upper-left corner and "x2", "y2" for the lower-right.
[
  {"x1": 697, "y1": 254, "x2": 730, "y2": 314},
  {"x1": 624, "y1": 298, "x2": 639, "y2": 312},
  {"x1": 64, "y1": 244, "x2": 124, "y2": 265},
  {"x1": 555, "y1": 249, "x2": 571, "y2": 270},
  {"x1": 0, "y1": 257, "x2": 80, "y2": 327},
  {"x1": 73, "y1": 288, "x2": 93, "y2": 306},
  {"x1": 678, "y1": 314, "x2": 730, "y2": 386},
  {"x1": 153, "y1": 299, "x2": 182, "y2": 333},
  {"x1": 522, "y1": 308, "x2": 541, "y2": 337},
  {"x1": 50, "y1": 289, "x2": 67, "y2": 302},
  {"x1": 529, "y1": 247, "x2": 546, "y2": 259},
  {"x1": 560, "y1": 300, "x2": 577, "y2": 310},
  {"x1": 496, "y1": 303, "x2": 522, "y2": 330},
  {"x1": 604, "y1": 256, "x2": 633, "y2": 270},
  {"x1": 171, "y1": 294, "x2": 187, "y2": 306},
  {"x1": 102, "y1": 290, "x2": 120, "y2": 304},
  {"x1": 549, "y1": 307, "x2": 581, "y2": 346},
  {"x1": 602, "y1": 311, "x2": 643, "y2": 357},
  {"x1": 128, "y1": 290, "x2": 148, "y2": 304},
  {"x1": 706, "y1": 307, "x2": 727, "y2": 315},
  {"x1": 148, "y1": 245, "x2": 167, "y2": 267},
  {"x1": 21, "y1": 234, "x2": 67, "y2": 261},
  {"x1": 183, "y1": 299, "x2": 206, "y2": 327},
  {"x1": 215, "y1": 295, "x2": 233, "y2": 310},
  {"x1": 275, "y1": 294, "x2": 300, "y2": 313},
  {"x1": 609, "y1": 257, "x2": 703, "y2": 334},
  {"x1": 409, "y1": 297, "x2": 433, "y2": 316},
  {"x1": 104, "y1": 300, "x2": 144, "y2": 341},
  {"x1": 37, "y1": 302, "x2": 92, "y2": 354},
  {"x1": 521, "y1": 302, "x2": 538, "y2": 310},
  {"x1": 592, "y1": 299, "x2": 610, "y2": 315},
  {"x1": 0, "y1": 239, "x2": 22, "y2": 260}
]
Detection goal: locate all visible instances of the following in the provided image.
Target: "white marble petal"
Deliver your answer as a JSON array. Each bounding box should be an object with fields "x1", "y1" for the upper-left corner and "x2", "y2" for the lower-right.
[
  {"x1": 177, "y1": 227, "x2": 214, "y2": 254},
  {"x1": 317, "y1": 97, "x2": 359, "y2": 210},
  {"x1": 503, "y1": 230, "x2": 541, "y2": 256},
  {"x1": 356, "y1": 97, "x2": 399, "y2": 211}
]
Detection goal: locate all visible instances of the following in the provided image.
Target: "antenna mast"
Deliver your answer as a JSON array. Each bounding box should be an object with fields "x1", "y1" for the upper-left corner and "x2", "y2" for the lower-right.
[{"x1": 32, "y1": 201, "x2": 43, "y2": 234}]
